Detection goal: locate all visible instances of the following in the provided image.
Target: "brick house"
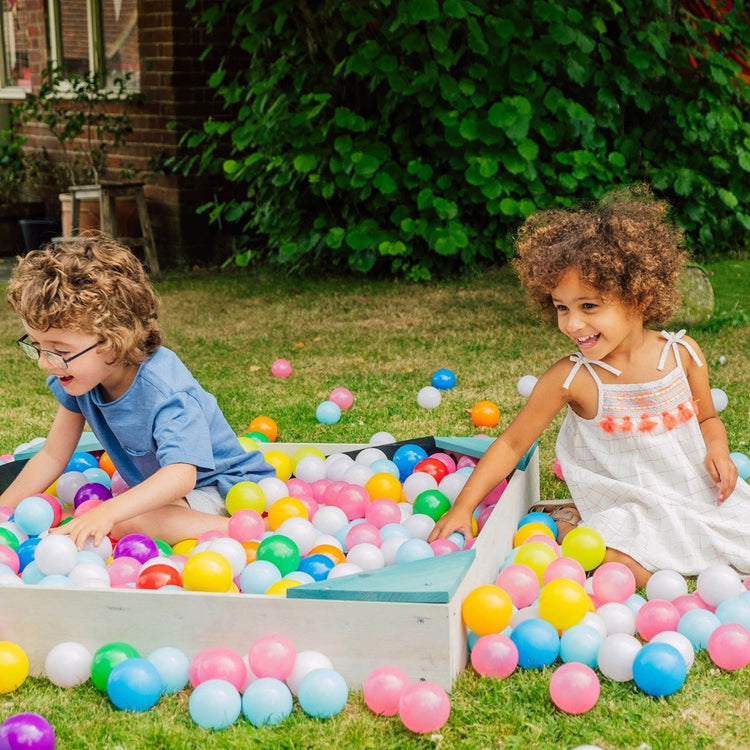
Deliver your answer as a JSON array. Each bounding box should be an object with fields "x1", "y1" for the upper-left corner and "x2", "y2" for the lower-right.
[{"x1": 0, "y1": 0, "x2": 229, "y2": 267}]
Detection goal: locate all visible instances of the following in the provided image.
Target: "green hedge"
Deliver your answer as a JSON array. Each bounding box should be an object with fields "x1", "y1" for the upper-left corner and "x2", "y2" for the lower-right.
[{"x1": 177, "y1": 0, "x2": 750, "y2": 279}]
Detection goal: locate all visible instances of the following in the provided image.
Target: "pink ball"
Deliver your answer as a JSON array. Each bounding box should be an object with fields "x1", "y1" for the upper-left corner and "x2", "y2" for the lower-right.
[
  {"x1": 228, "y1": 509, "x2": 265, "y2": 541},
  {"x1": 107, "y1": 556, "x2": 142, "y2": 588},
  {"x1": 430, "y1": 452, "x2": 457, "y2": 474},
  {"x1": 362, "y1": 665, "x2": 410, "y2": 716},
  {"x1": 398, "y1": 681, "x2": 451, "y2": 734},
  {"x1": 0, "y1": 544, "x2": 20, "y2": 574},
  {"x1": 329, "y1": 387, "x2": 354, "y2": 410},
  {"x1": 672, "y1": 593, "x2": 711, "y2": 616},
  {"x1": 456, "y1": 455, "x2": 477, "y2": 470},
  {"x1": 197, "y1": 529, "x2": 225, "y2": 544},
  {"x1": 470, "y1": 634, "x2": 518, "y2": 679},
  {"x1": 248, "y1": 633, "x2": 297, "y2": 681},
  {"x1": 496, "y1": 563, "x2": 540, "y2": 609},
  {"x1": 345, "y1": 522, "x2": 382, "y2": 550},
  {"x1": 542, "y1": 556, "x2": 586, "y2": 586},
  {"x1": 271, "y1": 358, "x2": 292, "y2": 378},
  {"x1": 482, "y1": 479, "x2": 507, "y2": 504},
  {"x1": 73, "y1": 498, "x2": 103, "y2": 517},
  {"x1": 635, "y1": 599, "x2": 681, "y2": 641},
  {"x1": 464, "y1": 537, "x2": 477, "y2": 550},
  {"x1": 591, "y1": 561, "x2": 636, "y2": 604},
  {"x1": 476, "y1": 505, "x2": 496, "y2": 533},
  {"x1": 38, "y1": 493, "x2": 63, "y2": 527},
  {"x1": 553, "y1": 458, "x2": 565, "y2": 480},
  {"x1": 708, "y1": 623, "x2": 750, "y2": 671},
  {"x1": 334, "y1": 484, "x2": 370, "y2": 521},
  {"x1": 189, "y1": 647, "x2": 246, "y2": 691},
  {"x1": 0, "y1": 505, "x2": 13, "y2": 522},
  {"x1": 430, "y1": 538, "x2": 460, "y2": 556},
  {"x1": 549, "y1": 662, "x2": 600, "y2": 714},
  {"x1": 286, "y1": 478, "x2": 311, "y2": 497},
  {"x1": 310, "y1": 479, "x2": 331, "y2": 502},
  {"x1": 296, "y1": 494, "x2": 319, "y2": 520},
  {"x1": 321, "y1": 481, "x2": 347, "y2": 506},
  {"x1": 110, "y1": 471, "x2": 129, "y2": 495},
  {"x1": 526, "y1": 534, "x2": 560, "y2": 554},
  {"x1": 745, "y1": 575, "x2": 750, "y2": 591},
  {"x1": 365, "y1": 498, "x2": 401, "y2": 529}
]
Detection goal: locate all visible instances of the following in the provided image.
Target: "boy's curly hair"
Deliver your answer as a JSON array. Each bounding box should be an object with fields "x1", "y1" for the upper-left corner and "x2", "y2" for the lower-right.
[
  {"x1": 6, "y1": 234, "x2": 162, "y2": 366},
  {"x1": 513, "y1": 186, "x2": 687, "y2": 326}
]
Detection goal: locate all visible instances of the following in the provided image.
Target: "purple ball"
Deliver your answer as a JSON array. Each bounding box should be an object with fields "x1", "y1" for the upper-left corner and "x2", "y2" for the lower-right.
[
  {"x1": 0, "y1": 712, "x2": 55, "y2": 750},
  {"x1": 73, "y1": 482, "x2": 113, "y2": 509},
  {"x1": 113, "y1": 533, "x2": 159, "y2": 564}
]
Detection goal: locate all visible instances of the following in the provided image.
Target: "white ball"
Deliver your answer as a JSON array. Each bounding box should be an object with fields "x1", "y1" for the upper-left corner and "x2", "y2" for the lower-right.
[
  {"x1": 651, "y1": 630, "x2": 695, "y2": 671},
  {"x1": 398, "y1": 502, "x2": 414, "y2": 522},
  {"x1": 346, "y1": 542, "x2": 385, "y2": 570},
  {"x1": 0, "y1": 521, "x2": 27, "y2": 544},
  {"x1": 81, "y1": 534, "x2": 113, "y2": 562},
  {"x1": 402, "y1": 472, "x2": 438, "y2": 503},
  {"x1": 0, "y1": 570, "x2": 23, "y2": 586},
  {"x1": 597, "y1": 633, "x2": 642, "y2": 681},
  {"x1": 645, "y1": 569, "x2": 688, "y2": 602},
  {"x1": 417, "y1": 386, "x2": 442, "y2": 409},
  {"x1": 312, "y1": 506, "x2": 349, "y2": 535},
  {"x1": 696, "y1": 563, "x2": 744, "y2": 607},
  {"x1": 45, "y1": 641, "x2": 93, "y2": 688},
  {"x1": 438, "y1": 472, "x2": 468, "y2": 503},
  {"x1": 342, "y1": 463, "x2": 374, "y2": 487},
  {"x1": 580, "y1": 612, "x2": 608, "y2": 639},
  {"x1": 402, "y1": 513, "x2": 436, "y2": 541},
  {"x1": 595, "y1": 602, "x2": 637, "y2": 636},
  {"x1": 380, "y1": 536, "x2": 408, "y2": 566},
  {"x1": 312, "y1": 533, "x2": 343, "y2": 551},
  {"x1": 141, "y1": 556, "x2": 180, "y2": 572},
  {"x1": 326, "y1": 562, "x2": 363, "y2": 579},
  {"x1": 711, "y1": 388, "x2": 728, "y2": 412},
  {"x1": 286, "y1": 651, "x2": 334, "y2": 695},
  {"x1": 208, "y1": 537, "x2": 248, "y2": 578},
  {"x1": 369, "y1": 431, "x2": 397, "y2": 446},
  {"x1": 517, "y1": 374, "x2": 538, "y2": 398},
  {"x1": 354, "y1": 447, "x2": 388, "y2": 466},
  {"x1": 510, "y1": 606, "x2": 540, "y2": 629},
  {"x1": 277, "y1": 518, "x2": 317, "y2": 556},
  {"x1": 258, "y1": 477, "x2": 289, "y2": 505},
  {"x1": 325, "y1": 455, "x2": 355, "y2": 481},
  {"x1": 68, "y1": 562, "x2": 111, "y2": 588},
  {"x1": 294, "y1": 455, "x2": 327, "y2": 484},
  {"x1": 35, "y1": 534, "x2": 79, "y2": 576}
]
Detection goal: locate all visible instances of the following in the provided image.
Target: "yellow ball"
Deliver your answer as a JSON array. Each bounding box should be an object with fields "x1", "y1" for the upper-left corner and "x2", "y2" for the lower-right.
[
  {"x1": 267, "y1": 496, "x2": 308, "y2": 531},
  {"x1": 365, "y1": 472, "x2": 403, "y2": 502},
  {"x1": 513, "y1": 521, "x2": 555, "y2": 548},
  {"x1": 182, "y1": 550, "x2": 233, "y2": 593},
  {"x1": 561, "y1": 527, "x2": 607, "y2": 571},
  {"x1": 538, "y1": 578, "x2": 590, "y2": 631},
  {"x1": 226, "y1": 481, "x2": 266, "y2": 515},
  {"x1": 266, "y1": 579, "x2": 301, "y2": 596},
  {"x1": 0, "y1": 641, "x2": 29, "y2": 693},
  {"x1": 291, "y1": 446, "x2": 326, "y2": 473},
  {"x1": 172, "y1": 538, "x2": 197, "y2": 556},
  {"x1": 238, "y1": 435, "x2": 260, "y2": 452},
  {"x1": 263, "y1": 450, "x2": 293, "y2": 482},
  {"x1": 513, "y1": 541, "x2": 559, "y2": 584},
  {"x1": 461, "y1": 584, "x2": 513, "y2": 636}
]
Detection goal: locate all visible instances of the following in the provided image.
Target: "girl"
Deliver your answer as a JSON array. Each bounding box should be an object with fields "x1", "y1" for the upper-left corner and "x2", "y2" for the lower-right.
[
  {"x1": 2, "y1": 236, "x2": 274, "y2": 548},
  {"x1": 430, "y1": 187, "x2": 750, "y2": 587}
]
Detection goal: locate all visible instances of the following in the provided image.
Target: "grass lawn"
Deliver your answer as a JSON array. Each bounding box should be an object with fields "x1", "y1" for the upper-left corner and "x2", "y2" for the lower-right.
[{"x1": 0, "y1": 259, "x2": 748, "y2": 749}]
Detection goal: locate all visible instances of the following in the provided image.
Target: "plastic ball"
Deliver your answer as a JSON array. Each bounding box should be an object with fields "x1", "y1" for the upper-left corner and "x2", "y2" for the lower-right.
[
  {"x1": 293, "y1": 456, "x2": 327, "y2": 484},
  {"x1": 335, "y1": 484, "x2": 370, "y2": 521},
  {"x1": 297, "y1": 668, "x2": 349, "y2": 719},
  {"x1": 591, "y1": 561, "x2": 636, "y2": 604},
  {"x1": 271, "y1": 358, "x2": 292, "y2": 378},
  {"x1": 392, "y1": 444, "x2": 429, "y2": 481},
  {"x1": 73, "y1": 482, "x2": 113, "y2": 509},
  {"x1": 559, "y1": 624, "x2": 604, "y2": 667},
  {"x1": 362, "y1": 666, "x2": 410, "y2": 716},
  {"x1": 91, "y1": 642, "x2": 140, "y2": 692},
  {"x1": 509, "y1": 618, "x2": 560, "y2": 669},
  {"x1": 264, "y1": 450, "x2": 293, "y2": 481},
  {"x1": 707, "y1": 622, "x2": 750, "y2": 671},
  {"x1": 730, "y1": 452, "x2": 750, "y2": 481},
  {"x1": 397, "y1": 681, "x2": 450, "y2": 734},
  {"x1": 470, "y1": 634, "x2": 519, "y2": 679},
  {"x1": 365, "y1": 498, "x2": 401, "y2": 529},
  {"x1": 632, "y1": 642, "x2": 687, "y2": 696},
  {"x1": 267, "y1": 496, "x2": 308, "y2": 531},
  {"x1": 645, "y1": 569, "x2": 688, "y2": 602},
  {"x1": 553, "y1": 458, "x2": 565, "y2": 480},
  {"x1": 651, "y1": 630, "x2": 695, "y2": 671},
  {"x1": 0, "y1": 713, "x2": 55, "y2": 750},
  {"x1": 401, "y1": 471, "x2": 438, "y2": 503},
  {"x1": 313, "y1": 505, "x2": 349, "y2": 535},
  {"x1": 248, "y1": 415, "x2": 279, "y2": 442},
  {"x1": 413, "y1": 457, "x2": 450, "y2": 484},
  {"x1": 255, "y1": 535, "x2": 301, "y2": 577},
  {"x1": 55, "y1": 470, "x2": 88, "y2": 506},
  {"x1": 227, "y1": 509, "x2": 265, "y2": 542},
  {"x1": 346, "y1": 542, "x2": 385, "y2": 570},
  {"x1": 696, "y1": 563, "x2": 744, "y2": 607},
  {"x1": 549, "y1": 662, "x2": 600, "y2": 714},
  {"x1": 543, "y1": 556, "x2": 586, "y2": 587},
  {"x1": 44, "y1": 642, "x2": 92, "y2": 688},
  {"x1": 516, "y1": 374, "x2": 538, "y2": 398},
  {"x1": 316, "y1": 400, "x2": 342, "y2": 425},
  {"x1": 416, "y1": 386, "x2": 442, "y2": 410},
  {"x1": 715, "y1": 595, "x2": 750, "y2": 630},
  {"x1": 286, "y1": 650, "x2": 334, "y2": 696},
  {"x1": 369, "y1": 431, "x2": 396, "y2": 445},
  {"x1": 518, "y1": 511, "x2": 558, "y2": 537},
  {"x1": 412, "y1": 489, "x2": 451, "y2": 522},
  {"x1": 430, "y1": 368, "x2": 456, "y2": 390},
  {"x1": 513, "y1": 521, "x2": 555, "y2": 548},
  {"x1": 538, "y1": 578, "x2": 590, "y2": 631},
  {"x1": 188, "y1": 678, "x2": 242, "y2": 730},
  {"x1": 225, "y1": 481, "x2": 266, "y2": 515},
  {"x1": 248, "y1": 633, "x2": 296, "y2": 681},
  {"x1": 635, "y1": 599, "x2": 681, "y2": 641},
  {"x1": 469, "y1": 400, "x2": 500, "y2": 428},
  {"x1": 147, "y1": 646, "x2": 190, "y2": 694},
  {"x1": 711, "y1": 387, "x2": 728, "y2": 412},
  {"x1": 107, "y1": 657, "x2": 163, "y2": 712},
  {"x1": 13, "y1": 496, "x2": 55, "y2": 536},
  {"x1": 513, "y1": 541, "x2": 558, "y2": 584},
  {"x1": 596, "y1": 601, "x2": 637, "y2": 636},
  {"x1": 677, "y1": 608, "x2": 721, "y2": 651},
  {"x1": 560, "y1": 527, "x2": 606, "y2": 571},
  {"x1": 241, "y1": 677, "x2": 293, "y2": 727},
  {"x1": 495, "y1": 563, "x2": 540, "y2": 609},
  {"x1": 461, "y1": 584, "x2": 513, "y2": 636},
  {"x1": 0, "y1": 642, "x2": 29, "y2": 693},
  {"x1": 190, "y1": 648, "x2": 246, "y2": 691},
  {"x1": 34, "y1": 534, "x2": 78, "y2": 576},
  {"x1": 329, "y1": 387, "x2": 354, "y2": 410},
  {"x1": 113, "y1": 533, "x2": 158, "y2": 565},
  {"x1": 136, "y1": 562, "x2": 182, "y2": 590},
  {"x1": 182, "y1": 550, "x2": 233, "y2": 593},
  {"x1": 596, "y1": 633, "x2": 641, "y2": 681}
]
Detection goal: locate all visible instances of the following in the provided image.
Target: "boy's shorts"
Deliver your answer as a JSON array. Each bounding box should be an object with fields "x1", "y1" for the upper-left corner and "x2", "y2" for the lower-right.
[{"x1": 185, "y1": 485, "x2": 228, "y2": 516}]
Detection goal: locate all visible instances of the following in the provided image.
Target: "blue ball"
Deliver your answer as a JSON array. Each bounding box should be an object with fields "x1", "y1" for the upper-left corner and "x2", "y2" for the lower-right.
[
  {"x1": 316, "y1": 400, "x2": 341, "y2": 425},
  {"x1": 188, "y1": 679, "x2": 242, "y2": 730},
  {"x1": 16, "y1": 537, "x2": 42, "y2": 571},
  {"x1": 83, "y1": 467, "x2": 112, "y2": 489},
  {"x1": 715, "y1": 596, "x2": 750, "y2": 630},
  {"x1": 39, "y1": 574, "x2": 74, "y2": 587},
  {"x1": 147, "y1": 647, "x2": 189, "y2": 694},
  {"x1": 284, "y1": 570, "x2": 315, "y2": 585},
  {"x1": 624, "y1": 592, "x2": 647, "y2": 616},
  {"x1": 431, "y1": 368, "x2": 457, "y2": 390},
  {"x1": 241, "y1": 677, "x2": 293, "y2": 727},
  {"x1": 632, "y1": 643, "x2": 687, "y2": 697},
  {"x1": 13, "y1": 496, "x2": 54, "y2": 537},
  {"x1": 65, "y1": 451, "x2": 99, "y2": 473},
  {"x1": 297, "y1": 668, "x2": 349, "y2": 718},
  {"x1": 20, "y1": 560, "x2": 45, "y2": 585},
  {"x1": 677, "y1": 609, "x2": 721, "y2": 651},
  {"x1": 510, "y1": 618, "x2": 560, "y2": 669},
  {"x1": 368, "y1": 458, "x2": 400, "y2": 478},
  {"x1": 517, "y1": 511, "x2": 557, "y2": 537},
  {"x1": 392, "y1": 444, "x2": 429, "y2": 481},
  {"x1": 380, "y1": 523, "x2": 410, "y2": 541},
  {"x1": 395, "y1": 538, "x2": 434, "y2": 565},
  {"x1": 297, "y1": 553, "x2": 336, "y2": 581},
  {"x1": 560, "y1": 624, "x2": 604, "y2": 668},
  {"x1": 107, "y1": 657, "x2": 163, "y2": 711},
  {"x1": 730, "y1": 452, "x2": 750, "y2": 481},
  {"x1": 239, "y1": 560, "x2": 282, "y2": 594}
]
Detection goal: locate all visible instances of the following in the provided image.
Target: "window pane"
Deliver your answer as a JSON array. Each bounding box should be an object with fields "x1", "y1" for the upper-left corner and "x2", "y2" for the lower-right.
[
  {"x1": 102, "y1": 0, "x2": 139, "y2": 89},
  {"x1": 60, "y1": 0, "x2": 89, "y2": 76},
  {"x1": 2, "y1": 0, "x2": 32, "y2": 89}
]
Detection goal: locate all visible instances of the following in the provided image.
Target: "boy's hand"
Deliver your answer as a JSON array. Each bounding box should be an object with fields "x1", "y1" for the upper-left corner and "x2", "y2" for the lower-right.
[
  {"x1": 428, "y1": 507, "x2": 474, "y2": 543},
  {"x1": 52, "y1": 502, "x2": 118, "y2": 548},
  {"x1": 704, "y1": 449, "x2": 738, "y2": 504}
]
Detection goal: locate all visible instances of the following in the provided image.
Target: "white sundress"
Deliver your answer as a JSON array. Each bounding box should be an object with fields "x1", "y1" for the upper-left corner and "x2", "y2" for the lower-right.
[{"x1": 555, "y1": 330, "x2": 750, "y2": 575}]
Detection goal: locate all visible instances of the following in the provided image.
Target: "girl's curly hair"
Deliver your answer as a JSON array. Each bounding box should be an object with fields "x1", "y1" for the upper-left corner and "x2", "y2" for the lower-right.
[
  {"x1": 513, "y1": 186, "x2": 687, "y2": 326},
  {"x1": 7, "y1": 234, "x2": 162, "y2": 366}
]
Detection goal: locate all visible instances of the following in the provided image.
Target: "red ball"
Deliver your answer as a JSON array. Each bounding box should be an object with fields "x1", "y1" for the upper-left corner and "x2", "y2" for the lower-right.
[
  {"x1": 413, "y1": 457, "x2": 449, "y2": 484},
  {"x1": 136, "y1": 563, "x2": 183, "y2": 590}
]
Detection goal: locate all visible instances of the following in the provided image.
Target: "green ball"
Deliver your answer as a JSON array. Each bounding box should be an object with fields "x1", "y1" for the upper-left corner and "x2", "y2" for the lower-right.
[
  {"x1": 154, "y1": 538, "x2": 173, "y2": 557},
  {"x1": 0, "y1": 527, "x2": 20, "y2": 550},
  {"x1": 245, "y1": 431, "x2": 270, "y2": 443},
  {"x1": 413, "y1": 489, "x2": 451, "y2": 522},
  {"x1": 90, "y1": 641, "x2": 140, "y2": 692},
  {"x1": 256, "y1": 534, "x2": 301, "y2": 577}
]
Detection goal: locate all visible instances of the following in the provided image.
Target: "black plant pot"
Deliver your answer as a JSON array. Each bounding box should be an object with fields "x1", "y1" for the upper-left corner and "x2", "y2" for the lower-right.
[{"x1": 19, "y1": 218, "x2": 61, "y2": 252}]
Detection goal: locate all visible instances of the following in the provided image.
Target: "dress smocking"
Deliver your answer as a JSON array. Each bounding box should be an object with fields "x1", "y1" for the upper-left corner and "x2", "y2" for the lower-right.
[{"x1": 555, "y1": 330, "x2": 750, "y2": 574}]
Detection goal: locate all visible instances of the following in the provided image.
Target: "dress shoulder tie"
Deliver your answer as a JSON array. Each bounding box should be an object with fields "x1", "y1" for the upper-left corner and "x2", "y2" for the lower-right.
[
  {"x1": 562, "y1": 352, "x2": 622, "y2": 390},
  {"x1": 658, "y1": 330, "x2": 704, "y2": 371}
]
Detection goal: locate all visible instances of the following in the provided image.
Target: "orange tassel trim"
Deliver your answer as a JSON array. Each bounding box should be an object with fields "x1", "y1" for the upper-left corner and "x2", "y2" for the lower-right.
[{"x1": 598, "y1": 400, "x2": 696, "y2": 433}]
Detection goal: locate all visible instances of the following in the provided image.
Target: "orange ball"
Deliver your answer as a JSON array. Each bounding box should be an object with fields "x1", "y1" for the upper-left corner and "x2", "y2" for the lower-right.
[
  {"x1": 513, "y1": 522, "x2": 555, "y2": 548},
  {"x1": 365, "y1": 472, "x2": 403, "y2": 502},
  {"x1": 461, "y1": 584, "x2": 513, "y2": 636},
  {"x1": 98, "y1": 451, "x2": 116, "y2": 477},
  {"x1": 470, "y1": 400, "x2": 500, "y2": 428},
  {"x1": 248, "y1": 415, "x2": 278, "y2": 442},
  {"x1": 308, "y1": 544, "x2": 346, "y2": 565},
  {"x1": 267, "y1": 496, "x2": 308, "y2": 530},
  {"x1": 241, "y1": 539, "x2": 260, "y2": 564}
]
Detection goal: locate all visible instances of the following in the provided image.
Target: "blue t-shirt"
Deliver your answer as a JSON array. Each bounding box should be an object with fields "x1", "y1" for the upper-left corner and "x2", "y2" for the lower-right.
[{"x1": 48, "y1": 346, "x2": 274, "y2": 497}]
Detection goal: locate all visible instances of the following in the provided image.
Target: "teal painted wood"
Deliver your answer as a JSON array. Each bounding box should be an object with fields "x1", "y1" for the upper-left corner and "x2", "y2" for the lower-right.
[
  {"x1": 286, "y1": 549, "x2": 477, "y2": 603},
  {"x1": 14, "y1": 431, "x2": 102, "y2": 460},
  {"x1": 435, "y1": 437, "x2": 538, "y2": 470}
]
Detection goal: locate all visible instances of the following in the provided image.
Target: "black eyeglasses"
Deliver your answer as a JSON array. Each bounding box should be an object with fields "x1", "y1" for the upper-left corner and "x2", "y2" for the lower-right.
[{"x1": 16, "y1": 334, "x2": 99, "y2": 370}]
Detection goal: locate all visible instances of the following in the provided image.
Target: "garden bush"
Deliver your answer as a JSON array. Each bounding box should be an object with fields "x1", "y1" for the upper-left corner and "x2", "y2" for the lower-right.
[{"x1": 176, "y1": 0, "x2": 750, "y2": 279}]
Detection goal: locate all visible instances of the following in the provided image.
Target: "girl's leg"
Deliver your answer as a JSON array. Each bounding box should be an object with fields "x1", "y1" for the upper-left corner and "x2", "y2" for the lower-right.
[{"x1": 112, "y1": 503, "x2": 230, "y2": 545}]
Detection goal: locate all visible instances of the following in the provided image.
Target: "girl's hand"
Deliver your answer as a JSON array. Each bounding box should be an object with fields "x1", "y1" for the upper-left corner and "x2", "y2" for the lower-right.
[
  {"x1": 51, "y1": 502, "x2": 118, "y2": 548},
  {"x1": 428, "y1": 507, "x2": 474, "y2": 543},
  {"x1": 704, "y1": 450, "x2": 738, "y2": 504}
]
